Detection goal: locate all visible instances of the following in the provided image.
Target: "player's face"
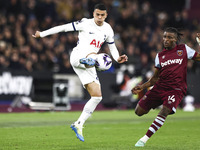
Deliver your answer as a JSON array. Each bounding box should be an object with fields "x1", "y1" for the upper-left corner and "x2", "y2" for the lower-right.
[
  {"x1": 163, "y1": 32, "x2": 177, "y2": 50},
  {"x1": 93, "y1": 9, "x2": 107, "y2": 26}
]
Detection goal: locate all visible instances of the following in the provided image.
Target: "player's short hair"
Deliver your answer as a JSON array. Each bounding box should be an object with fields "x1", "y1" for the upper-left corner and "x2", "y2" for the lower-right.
[
  {"x1": 164, "y1": 27, "x2": 183, "y2": 42},
  {"x1": 94, "y1": 3, "x2": 107, "y2": 11}
]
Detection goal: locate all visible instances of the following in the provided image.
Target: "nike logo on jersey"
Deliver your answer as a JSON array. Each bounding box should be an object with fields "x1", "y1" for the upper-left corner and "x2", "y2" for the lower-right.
[
  {"x1": 161, "y1": 59, "x2": 183, "y2": 67},
  {"x1": 89, "y1": 32, "x2": 94, "y2": 34}
]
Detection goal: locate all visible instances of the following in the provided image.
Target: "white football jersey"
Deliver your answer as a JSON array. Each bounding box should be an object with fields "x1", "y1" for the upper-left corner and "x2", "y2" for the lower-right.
[
  {"x1": 72, "y1": 18, "x2": 114, "y2": 56},
  {"x1": 40, "y1": 18, "x2": 119, "y2": 61}
]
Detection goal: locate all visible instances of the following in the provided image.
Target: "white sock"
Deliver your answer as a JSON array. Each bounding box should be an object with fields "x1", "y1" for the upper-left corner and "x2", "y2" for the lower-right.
[
  {"x1": 76, "y1": 97, "x2": 102, "y2": 126},
  {"x1": 140, "y1": 135, "x2": 149, "y2": 143}
]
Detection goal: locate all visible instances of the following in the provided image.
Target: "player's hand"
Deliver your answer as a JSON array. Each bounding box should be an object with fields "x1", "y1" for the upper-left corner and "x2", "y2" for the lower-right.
[
  {"x1": 196, "y1": 33, "x2": 200, "y2": 45},
  {"x1": 117, "y1": 54, "x2": 128, "y2": 63},
  {"x1": 131, "y1": 85, "x2": 143, "y2": 94},
  {"x1": 32, "y1": 31, "x2": 41, "y2": 38}
]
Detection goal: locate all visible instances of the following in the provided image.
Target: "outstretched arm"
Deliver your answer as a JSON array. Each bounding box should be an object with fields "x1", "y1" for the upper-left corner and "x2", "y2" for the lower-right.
[
  {"x1": 131, "y1": 68, "x2": 160, "y2": 94},
  {"x1": 32, "y1": 23, "x2": 75, "y2": 38},
  {"x1": 32, "y1": 31, "x2": 41, "y2": 38}
]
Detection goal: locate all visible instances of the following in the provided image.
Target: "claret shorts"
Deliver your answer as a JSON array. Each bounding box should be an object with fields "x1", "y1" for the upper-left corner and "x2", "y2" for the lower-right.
[{"x1": 138, "y1": 85, "x2": 184, "y2": 114}]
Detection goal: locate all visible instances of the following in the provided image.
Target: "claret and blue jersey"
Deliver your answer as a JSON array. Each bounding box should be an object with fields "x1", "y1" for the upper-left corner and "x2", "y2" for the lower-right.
[{"x1": 154, "y1": 44, "x2": 198, "y2": 94}]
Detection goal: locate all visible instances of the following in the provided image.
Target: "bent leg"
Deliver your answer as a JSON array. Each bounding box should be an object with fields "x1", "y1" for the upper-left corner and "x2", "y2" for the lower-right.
[
  {"x1": 144, "y1": 106, "x2": 170, "y2": 139},
  {"x1": 158, "y1": 105, "x2": 171, "y2": 117},
  {"x1": 135, "y1": 89, "x2": 162, "y2": 117},
  {"x1": 135, "y1": 104, "x2": 150, "y2": 116},
  {"x1": 136, "y1": 105, "x2": 170, "y2": 147},
  {"x1": 71, "y1": 51, "x2": 97, "y2": 69}
]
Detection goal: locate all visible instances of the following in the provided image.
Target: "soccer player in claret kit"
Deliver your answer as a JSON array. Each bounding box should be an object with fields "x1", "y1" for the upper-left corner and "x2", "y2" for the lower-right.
[
  {"x1": 32, "y1": 3, "x2": 128, "y2": 142},
  {"x1": 131, "y1": 27, "x2": 200, "y2": 147}
]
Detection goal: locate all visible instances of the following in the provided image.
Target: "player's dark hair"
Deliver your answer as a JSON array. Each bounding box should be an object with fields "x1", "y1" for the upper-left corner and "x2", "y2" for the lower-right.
[
  {"x1": 94, "y1": 3, "x2": 107, "y2": 11},
  {"x1": 164, "y1": 27, "x2": 183, "y2": 42}
]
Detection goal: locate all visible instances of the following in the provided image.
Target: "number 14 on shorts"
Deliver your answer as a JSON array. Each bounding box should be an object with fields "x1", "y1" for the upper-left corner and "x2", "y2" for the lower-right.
[{"x1": 168, "y1": 95, "x2": 175, "y2": 104}]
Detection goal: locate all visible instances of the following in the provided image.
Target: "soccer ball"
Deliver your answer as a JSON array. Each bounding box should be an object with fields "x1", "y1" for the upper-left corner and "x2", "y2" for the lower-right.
[{"x1": 95, "y1": 53, "x2": 112, "y2": 71}]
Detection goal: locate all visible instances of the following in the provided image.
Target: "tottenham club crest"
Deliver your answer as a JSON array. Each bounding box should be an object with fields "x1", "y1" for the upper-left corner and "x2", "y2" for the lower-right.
[{"x1": 177, "y1": 50, "x2": 183, "y2": 56}]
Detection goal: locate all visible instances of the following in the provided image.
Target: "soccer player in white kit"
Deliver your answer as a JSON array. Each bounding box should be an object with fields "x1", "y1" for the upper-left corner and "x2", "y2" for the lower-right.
[{"x1": 32, "y1": 3, "x2": 128, "y2": 142}]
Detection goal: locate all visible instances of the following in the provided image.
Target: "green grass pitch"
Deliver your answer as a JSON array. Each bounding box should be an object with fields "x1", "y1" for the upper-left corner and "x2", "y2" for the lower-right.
[{"x1": 0, "y1": 109, "x2": 200, "y2": 150}]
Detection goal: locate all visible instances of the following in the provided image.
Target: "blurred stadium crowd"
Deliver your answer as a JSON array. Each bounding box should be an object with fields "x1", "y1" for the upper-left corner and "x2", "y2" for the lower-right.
[{"x1": 0, "y1": 0, "x2": 200, "y2": 76}]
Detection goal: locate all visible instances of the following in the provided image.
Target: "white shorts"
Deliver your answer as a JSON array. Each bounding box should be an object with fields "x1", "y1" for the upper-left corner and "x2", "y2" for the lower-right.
[{"x1": 70, "y1": 48, "x2": 100, "y2": 86}]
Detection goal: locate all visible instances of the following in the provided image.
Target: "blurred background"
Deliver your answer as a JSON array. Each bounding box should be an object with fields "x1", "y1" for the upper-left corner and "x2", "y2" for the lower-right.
[{"x1": 0, "y1": 0, "x2": 200, "y2": 112}]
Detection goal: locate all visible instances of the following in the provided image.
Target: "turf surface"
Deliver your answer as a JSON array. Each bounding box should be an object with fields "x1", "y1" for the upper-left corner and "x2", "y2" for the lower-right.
[{"x1": 0, "y1": 109, "x2": 200, "y2": 150}]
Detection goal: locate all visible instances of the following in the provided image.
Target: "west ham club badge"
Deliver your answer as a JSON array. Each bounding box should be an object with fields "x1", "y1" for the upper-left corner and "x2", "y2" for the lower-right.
[{"x1": 177, "y1": 50, "x2": 183, "y2": 56}]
